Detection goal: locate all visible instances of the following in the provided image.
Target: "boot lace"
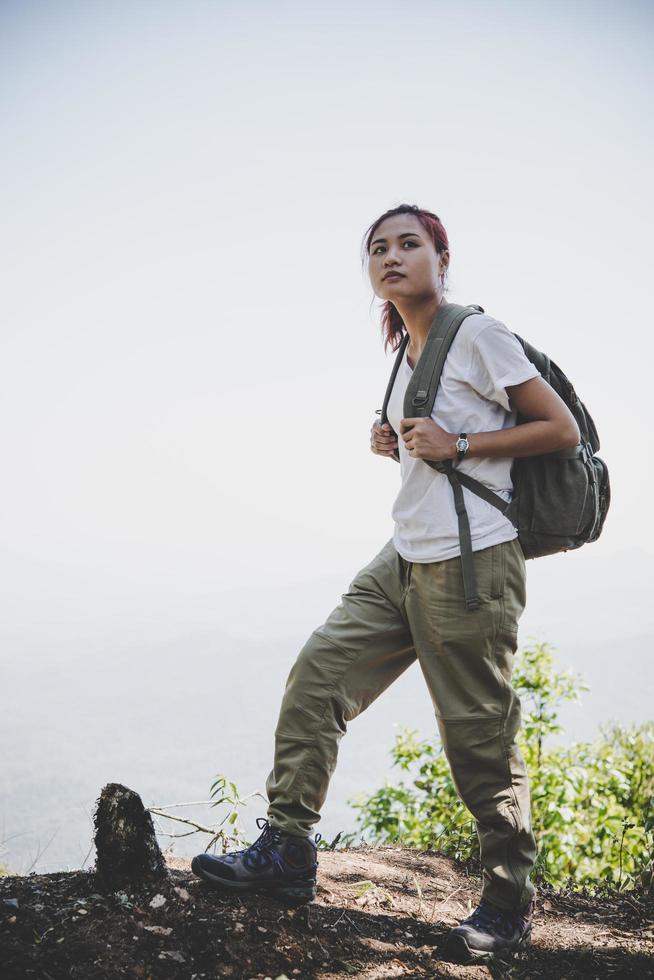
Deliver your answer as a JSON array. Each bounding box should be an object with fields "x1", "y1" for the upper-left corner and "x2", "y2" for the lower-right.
[
  {"x1": 252, "y1": 817, "x2": 284, "y2": 850},
  {"x1": 463, "y1": 899, "x2": 520, "y2": 939},
  {"x1": 228, "y1": 817, "x2": 283, "y2": 857},
  {"x1": 235, "y1": 818, "x2": 321, "y2": 855}
]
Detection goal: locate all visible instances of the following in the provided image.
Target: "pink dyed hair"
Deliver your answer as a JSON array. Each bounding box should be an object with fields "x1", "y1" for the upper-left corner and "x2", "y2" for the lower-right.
[{"x1": 361, "y1": 203, "x2": 450, "y2": 353}]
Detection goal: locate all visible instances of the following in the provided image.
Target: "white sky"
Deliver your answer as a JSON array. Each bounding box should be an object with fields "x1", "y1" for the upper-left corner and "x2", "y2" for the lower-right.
[{"x1": 1, "y1": 0, "x2": 652, "y2": 649}]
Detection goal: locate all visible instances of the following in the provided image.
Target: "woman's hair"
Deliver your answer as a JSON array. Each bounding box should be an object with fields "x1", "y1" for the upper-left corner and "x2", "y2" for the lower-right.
[{"x1": 361, "y1": 203, "x2": 450, "y2": 353}]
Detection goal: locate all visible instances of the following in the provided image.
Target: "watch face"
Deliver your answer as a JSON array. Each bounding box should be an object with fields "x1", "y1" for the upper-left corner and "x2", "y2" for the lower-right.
[{"x1": 456, "y1": 438, "x2": 468, "y2": 451}]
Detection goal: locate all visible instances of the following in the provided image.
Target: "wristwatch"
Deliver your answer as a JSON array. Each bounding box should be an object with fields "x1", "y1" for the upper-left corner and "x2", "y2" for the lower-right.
[{"x1": 455, "y1": 432, "x2": 469, "y2": 463}]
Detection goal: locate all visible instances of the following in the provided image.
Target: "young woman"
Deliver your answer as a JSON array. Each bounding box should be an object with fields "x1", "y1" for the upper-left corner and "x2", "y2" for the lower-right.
[{"x1": 192, "y1": 204, "x2": 580, "y2": 964}]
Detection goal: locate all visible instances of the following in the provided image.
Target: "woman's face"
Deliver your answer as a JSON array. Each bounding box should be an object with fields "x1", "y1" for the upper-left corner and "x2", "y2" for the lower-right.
[{"x1": 367, "y1": 213, "x2": 448, "y2": 302}]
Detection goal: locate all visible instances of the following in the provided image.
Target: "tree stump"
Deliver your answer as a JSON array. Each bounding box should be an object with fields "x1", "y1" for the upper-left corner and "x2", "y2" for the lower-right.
[{"x1": 93, "y1": 782, "x2": 168, "y2": 892}]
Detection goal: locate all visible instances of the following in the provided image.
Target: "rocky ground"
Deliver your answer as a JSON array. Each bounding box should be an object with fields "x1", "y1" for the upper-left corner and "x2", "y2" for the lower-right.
[{"x1": 1, "y1": 843, "x2": 653, "y2": 979}]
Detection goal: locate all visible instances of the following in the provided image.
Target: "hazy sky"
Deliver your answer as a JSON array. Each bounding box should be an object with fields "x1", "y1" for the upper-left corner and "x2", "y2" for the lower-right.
[{"x1": 1, "y1": 0, "x2": 652, "y2": 650}]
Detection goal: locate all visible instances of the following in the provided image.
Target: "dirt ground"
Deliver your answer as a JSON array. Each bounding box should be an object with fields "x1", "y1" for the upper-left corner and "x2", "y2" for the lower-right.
[{"x1": 1, "y1": 843, "x2": 653, "y2": 979}]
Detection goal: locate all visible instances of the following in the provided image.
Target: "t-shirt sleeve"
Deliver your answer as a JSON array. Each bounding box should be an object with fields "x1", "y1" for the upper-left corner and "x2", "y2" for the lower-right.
[{"x1": 468, "y1": 320, "x2": 541, "y2": 412}]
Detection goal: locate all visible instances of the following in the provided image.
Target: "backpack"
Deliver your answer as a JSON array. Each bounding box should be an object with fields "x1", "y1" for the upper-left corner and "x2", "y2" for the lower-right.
[{"x1": 377, "y1": 302, "x2": 611, "y2": 611}]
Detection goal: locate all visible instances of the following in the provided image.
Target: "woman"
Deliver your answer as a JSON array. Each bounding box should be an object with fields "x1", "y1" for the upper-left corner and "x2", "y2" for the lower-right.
[{"x1": 192, "y1": 204, "x2": 580, "y2": 964}]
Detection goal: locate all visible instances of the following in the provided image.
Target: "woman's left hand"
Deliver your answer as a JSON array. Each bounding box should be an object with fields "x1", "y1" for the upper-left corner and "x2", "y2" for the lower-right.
[{"x1": 399, "y1": 417, "x2": 457, "y2": 461}]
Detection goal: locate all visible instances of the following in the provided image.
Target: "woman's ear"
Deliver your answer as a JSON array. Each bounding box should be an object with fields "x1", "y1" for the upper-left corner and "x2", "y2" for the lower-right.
[{"x1": 439, "y1": 249, "x2": 450, "y2": 275}]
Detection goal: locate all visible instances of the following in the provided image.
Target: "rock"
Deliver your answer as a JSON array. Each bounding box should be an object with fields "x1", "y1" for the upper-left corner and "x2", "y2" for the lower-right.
[
  {"x1": 149, "y1": 894, "x2": 167, "y2": 909},
  {"x1": 159, "y1": 950, "x2": 185, "y2": 963},
  {"x1": 93, "y1": 783, "x2": 168, "y2": 892}
]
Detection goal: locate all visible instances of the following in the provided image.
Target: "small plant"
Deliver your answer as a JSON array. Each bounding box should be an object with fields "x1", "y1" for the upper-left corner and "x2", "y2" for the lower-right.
[
  {"x1": 205, "y1": 773, "x2": 262, "y2": 853},
  {"x1": 147, "y1": 772, "x2": 267, "y2": 854},
  {"x1": 0, "y1": 836, "x2": 15, "y2": 877}
]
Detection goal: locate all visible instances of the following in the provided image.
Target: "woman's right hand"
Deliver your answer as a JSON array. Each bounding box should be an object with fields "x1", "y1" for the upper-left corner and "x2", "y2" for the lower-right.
[{"x1": 370, "y1": 420, "x2": 399, "y2": 457}]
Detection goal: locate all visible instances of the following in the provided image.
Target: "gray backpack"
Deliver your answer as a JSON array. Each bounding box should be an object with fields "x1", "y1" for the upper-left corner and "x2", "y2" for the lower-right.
[{"x1": 377, "y1": 302, "x2": 610, "y2": 611}]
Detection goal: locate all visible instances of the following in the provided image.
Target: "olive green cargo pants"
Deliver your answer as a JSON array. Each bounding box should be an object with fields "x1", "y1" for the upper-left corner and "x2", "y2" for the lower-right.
[{"x1": 265, "y1": 536, "x2": 537, "y2": 911}]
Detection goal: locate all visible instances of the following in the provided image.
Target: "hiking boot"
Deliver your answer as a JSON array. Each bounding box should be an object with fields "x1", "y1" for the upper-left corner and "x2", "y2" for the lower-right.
[
  {"x1": 444, "y1": 894, "x2": 536, "y2": 963},
  {"x1": 191, "y1": 817, "x2": 322, "y2": 907}
]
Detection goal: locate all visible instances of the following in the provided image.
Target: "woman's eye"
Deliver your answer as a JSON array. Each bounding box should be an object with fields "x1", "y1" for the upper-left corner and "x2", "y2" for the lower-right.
[{"x1": 372, "y1": 241, "x2": 417, "y2": 255}]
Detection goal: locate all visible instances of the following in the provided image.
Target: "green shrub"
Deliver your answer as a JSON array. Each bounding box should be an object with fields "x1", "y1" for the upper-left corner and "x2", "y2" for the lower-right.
[{"x1": 341, "y1": 641, "x2": 654, "y2": 893}]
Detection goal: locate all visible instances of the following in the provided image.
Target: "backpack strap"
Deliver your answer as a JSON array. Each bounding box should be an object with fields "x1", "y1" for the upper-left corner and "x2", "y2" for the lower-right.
[
  {"x1": 400, "y1": 303, "x2": 489, "y2": 612},
  {"x1": 378, "y1": 332, "x2": 411, "y2": 462},
  {"x1": 403, "y1": 303, "x2": 478, "y2": 416},
  {"x1": 378, "y1": 304, "x2": 483, "y2": 457},
  {"x1": 441, "y1": 461, "x2": 480, "y2": 608},
  {"x1": 455, "y1": 471, "x2": 514, "y2": 515}
]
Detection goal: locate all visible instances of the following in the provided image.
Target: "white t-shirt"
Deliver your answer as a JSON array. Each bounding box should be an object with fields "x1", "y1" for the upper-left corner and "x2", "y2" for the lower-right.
[{"x1": 386, "y1": 312, "x2": 541, "y2": 562}]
